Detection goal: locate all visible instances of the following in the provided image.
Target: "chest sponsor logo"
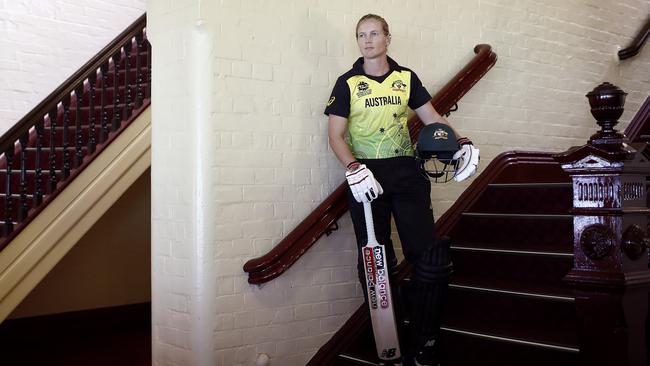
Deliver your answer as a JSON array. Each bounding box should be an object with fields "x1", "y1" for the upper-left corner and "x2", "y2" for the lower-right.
[
  {"x1": 356, "y1": 81, "x2": 372, "y2": 97},
  {"x1": 391, "y1": 79, "x2": 407, "y2": 92}
]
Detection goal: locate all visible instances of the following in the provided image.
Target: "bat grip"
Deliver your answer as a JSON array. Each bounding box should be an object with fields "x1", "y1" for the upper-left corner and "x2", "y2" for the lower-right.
[{"x1": 363, "y1": 201, "x2": 378, "y2": 244}]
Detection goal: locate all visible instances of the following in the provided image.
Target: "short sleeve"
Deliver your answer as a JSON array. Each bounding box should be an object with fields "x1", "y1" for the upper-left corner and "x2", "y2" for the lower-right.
[
  {"x1": 408, "y1": 71, "x2": 432, "y2": 110},
  {"x1": 324, "y1": 77, "x2": 351, "y2": 118}
]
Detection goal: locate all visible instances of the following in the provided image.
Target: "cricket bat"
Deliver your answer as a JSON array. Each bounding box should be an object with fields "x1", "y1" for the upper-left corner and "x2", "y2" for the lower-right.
[{"x1": 362, "y1": 201, "x2": 401, "y2": 362}]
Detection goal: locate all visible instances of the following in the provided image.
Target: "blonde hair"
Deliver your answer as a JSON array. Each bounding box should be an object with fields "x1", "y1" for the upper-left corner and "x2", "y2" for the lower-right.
[{"x1": 355, "y1": 14, "x2": 390, "y2": 38}]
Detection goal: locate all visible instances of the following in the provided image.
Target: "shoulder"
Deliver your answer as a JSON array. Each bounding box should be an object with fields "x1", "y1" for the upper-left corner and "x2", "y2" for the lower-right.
[
  {"x1": 387, "y1": 57, "x2": 421, "y2": 81},
  {"x1": 337, "y1": 68, "x2": 362, "y2": 85}
]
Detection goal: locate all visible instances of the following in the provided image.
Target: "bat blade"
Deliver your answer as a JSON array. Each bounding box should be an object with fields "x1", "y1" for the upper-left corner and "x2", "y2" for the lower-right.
[{"x1": 362, "y1": 202, "x2": 401, "y2": 362}]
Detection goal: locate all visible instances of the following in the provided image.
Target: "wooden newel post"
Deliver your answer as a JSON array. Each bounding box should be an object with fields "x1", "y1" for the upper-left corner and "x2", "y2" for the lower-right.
[{"x1": 554, "y1": 82, "x2": 650, "y2": 366}]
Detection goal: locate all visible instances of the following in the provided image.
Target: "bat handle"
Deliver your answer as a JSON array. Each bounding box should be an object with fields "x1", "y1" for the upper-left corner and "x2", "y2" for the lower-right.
[{"x1": 363, "y1": 201, "x2": 378, "y2": 244}]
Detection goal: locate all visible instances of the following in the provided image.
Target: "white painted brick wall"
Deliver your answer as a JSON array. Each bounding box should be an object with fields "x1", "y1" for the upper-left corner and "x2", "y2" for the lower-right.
[
  {"x1": 0, "y1": 0, "x2": 146, "y2": 133},
  {"x1": 149, "y1": 1, "x2": 650, "y2": 365}
]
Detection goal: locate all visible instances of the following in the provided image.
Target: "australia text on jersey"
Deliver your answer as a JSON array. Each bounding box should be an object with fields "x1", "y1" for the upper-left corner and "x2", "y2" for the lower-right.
[{"x1": 364, "y1": 95, "x2": 402, "y2": 108}]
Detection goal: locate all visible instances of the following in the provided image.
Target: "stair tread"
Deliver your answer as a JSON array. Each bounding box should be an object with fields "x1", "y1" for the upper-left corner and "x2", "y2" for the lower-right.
[
  {"x1": 487, "y1": 182, "x2": 572, "y2": 188},
  {"x1": 449, "y1": 275, "x2": 574, "y2": 300},
  {"x1": 449, "y1": 218, "x2": 573, "y2": 252},
  {"x1": 462, "y1": 212, "x2": 572, "y2": 219},
  {"x1": 337, "y1": 311, "x2": 579, "y2": 366},
  {"x1": 442, "y1": 286, "x2": 579, "y2": 347},
  {"x1": 451, "y1": 243, "x2": 572, "y2": 257},
  {"x1": 440, "y1": 325, "x2": 579, "y2": 351},
  {"x1": 438, "y1": 327, "x2": 579, "y2": 366}
]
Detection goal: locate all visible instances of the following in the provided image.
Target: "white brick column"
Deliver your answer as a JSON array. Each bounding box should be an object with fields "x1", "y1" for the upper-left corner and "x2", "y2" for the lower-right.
[
  {"x1": 149, "y1": 1, "x2": 219, "y2": 365},
  {"x1": 188, "y1": 19, "x2": 218, "y2": 366}
]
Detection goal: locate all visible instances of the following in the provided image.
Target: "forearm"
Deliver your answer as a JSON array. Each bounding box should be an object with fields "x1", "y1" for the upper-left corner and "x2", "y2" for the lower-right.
[
  {"x1": 329, "y1": 135, "x2": 357, "y2": 169},
  {"x1": 328, "y1": 115, "x2": 359, "y2": 170}
]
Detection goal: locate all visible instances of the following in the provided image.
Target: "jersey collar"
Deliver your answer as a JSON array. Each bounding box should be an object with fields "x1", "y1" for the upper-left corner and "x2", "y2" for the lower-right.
[{"x1": 351, "y1": 56, "x2": 404, "y2": 77}]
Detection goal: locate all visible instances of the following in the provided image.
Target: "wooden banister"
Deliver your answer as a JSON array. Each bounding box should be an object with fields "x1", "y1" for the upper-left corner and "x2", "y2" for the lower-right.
[
  {"x1": 623, "y1": 95, "x2": 650, "y2": 142},
  {"x1": 0, "y1": 14, "x2": 147, "y2": 153},
  {"x1": 618, "y1": 16, "x2": 650, "y2": 60},
  {"x1": 243, "y1": 44, "x2": 498, "y2": 284},
  {"x1": 0, "y1": 14, "x2": 150, "y2": 251}
]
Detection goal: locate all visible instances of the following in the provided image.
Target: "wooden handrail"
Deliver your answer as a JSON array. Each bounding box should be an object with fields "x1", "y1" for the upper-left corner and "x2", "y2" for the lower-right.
[
  {"x1": 0, "y1": 14, "x2": 147, "y2": 153},
  {"x1": 244, "y1": 44, "x2": 498, "y2": 284},
  {"x1": 623, "y1": 95, "x2": 650, "y2": 142},
  {"x1": 618, "y1": 16, "x2": 650, "y2": 60},
  {"x1": 0, "y1": 14, "x2": 150, "y2": 251}
]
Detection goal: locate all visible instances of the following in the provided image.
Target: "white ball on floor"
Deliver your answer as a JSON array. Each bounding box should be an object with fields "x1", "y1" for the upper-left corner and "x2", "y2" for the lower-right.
[{"x1": 256, "y1": 353, "x2": 270, "y2": 366}]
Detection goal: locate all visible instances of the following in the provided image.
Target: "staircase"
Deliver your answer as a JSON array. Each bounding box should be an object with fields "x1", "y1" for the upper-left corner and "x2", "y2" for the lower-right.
[
  {"x1": 0, "y1": 14, "x2": 151, "y2": 321},
  {"x1": 315, "y1": 153, "x2": 580, "y2": 366},
  {"x1": 436, "y1": 163, "x2": 578, "y2": 365},
  {"x1": 311, "y1": 90, "x2": 650, "y2": 365}
]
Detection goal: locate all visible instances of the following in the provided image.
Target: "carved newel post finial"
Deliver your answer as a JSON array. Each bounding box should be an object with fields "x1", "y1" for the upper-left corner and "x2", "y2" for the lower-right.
[
  {"x1": 553, "y1": 82, "x2": 650, "y2": 366},
  {"x1": 586, "y1": 82, "x2": 627, "y2": 148}
]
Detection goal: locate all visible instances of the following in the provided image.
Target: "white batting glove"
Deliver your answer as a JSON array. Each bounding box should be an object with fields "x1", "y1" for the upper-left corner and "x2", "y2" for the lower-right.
[
  {"x1": 453, "y1": 138, "x2": 480, "y2": 182},
  {"x1": 345, "y1": 164, "x2": 383, "y2": 203}
]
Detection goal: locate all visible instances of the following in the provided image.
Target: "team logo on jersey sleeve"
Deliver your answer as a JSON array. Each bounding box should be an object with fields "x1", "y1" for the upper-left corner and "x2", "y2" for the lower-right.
[
  {"x1": 327, "y1": 96, "x2": 336, "y2": 106},
  {"x1": 356, "y1": 81, "x2": 372, "y2": 97},
  {"x1": 391, "y1": 79, "x2": 407, "y2": 92}
]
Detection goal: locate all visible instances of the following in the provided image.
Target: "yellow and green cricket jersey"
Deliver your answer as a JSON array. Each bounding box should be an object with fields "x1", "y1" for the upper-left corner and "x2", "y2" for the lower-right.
[{"x1": 324, "y1": 56, "x2": 431, "y2": 159}]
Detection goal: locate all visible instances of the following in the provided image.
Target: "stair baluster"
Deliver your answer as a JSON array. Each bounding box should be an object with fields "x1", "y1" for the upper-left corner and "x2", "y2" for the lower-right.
[
  {"x1": 34, "y1": 121, "x2": 43, "y2": 206},
  {"x1": 61, "y1": 96, "x2": 71, "y2": 179},
  {"x1": 87, "y1": 71, "x2": 97, "y2": 155},
  {"x1": 135, "y1": 33, "x2": 144, "y2": 109},
  {"x1": 74, "y1": 86, "x2": 84, "y2": 168},
  {"x1": 3, "y1": 147, "x2": 13, "y2": 236},
  {"x1": 123, "y1": 39, "x2": 132, "y2": 122},
  {"x1": 112, "y1": 50, "x2": 122, "y2": 132},
  {"x1": 145, "y1": 32, "x2": 151, "y2": 100},
  {"x1": 18, "y1": 134, "x2": 28, "y2": 222},
  {"x1": 47, "y1": 110, "x2": 57, "y2": 194},
  {"x1": 100, "y1": 64, "x2": 109, "y2": 144}
]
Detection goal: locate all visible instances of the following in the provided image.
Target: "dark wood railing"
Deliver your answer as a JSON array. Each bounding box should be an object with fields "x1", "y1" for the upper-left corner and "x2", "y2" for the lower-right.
[
  {"x1": 0, "y1": 14, "x2": 150, "y2": 251},
  {"x1": 623, "y1": 95, "x2": 650, "y2": 141},
  {"x1": 618, "y1": 16, "x2": 650, "y2": 60},
  {"x1": 243, "y1": 44, "x2": 498, "y2": 284}
]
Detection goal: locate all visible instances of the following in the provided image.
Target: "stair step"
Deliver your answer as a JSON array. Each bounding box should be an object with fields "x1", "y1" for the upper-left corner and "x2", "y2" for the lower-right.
[
  {"x1": 449, "y1": 215, "x2": 573, "y2": 253},
  {"x1": 336, "y1": 325, "x2": 388, "y2": 366},
  {"x1": 442, "y1": 286, "x2": 579, "y2": 347},
  {"x1": 492, "y1": 162, "x2": 568, "y2": 184},
  {"x1": 448, "y1": 245, "x2": 574, "y2": 297},
  {"x1": 470, "y1": 183, "x2": 572, "y2": 214},
  {"x1": 448, "y1": 282, "x2": 573, "y2": 302},
  {"x1": 336, "y1": 285, "x2": 579, "y2": 366},
  {"x1": 439, "y1": 327, "x2": 579, "y2": 366},
  {"x1": 461, "y1": 212, "x2": 572, "y2": 220}
]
